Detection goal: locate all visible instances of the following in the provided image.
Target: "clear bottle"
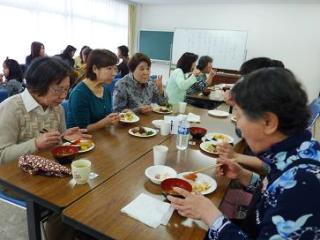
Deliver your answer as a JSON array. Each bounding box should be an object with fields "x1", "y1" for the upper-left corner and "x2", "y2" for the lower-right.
[{"x1": 176, "y1": 117, "x2": 190, "y2": 150}]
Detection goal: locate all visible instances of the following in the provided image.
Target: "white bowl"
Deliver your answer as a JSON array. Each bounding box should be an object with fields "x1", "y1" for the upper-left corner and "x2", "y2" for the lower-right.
[
  {"x1": 145, "y1": 165, "x2": 177, "y2": 185},
  {"x1": 152, "y1": 119, "x2": 164, "y2": 129}
]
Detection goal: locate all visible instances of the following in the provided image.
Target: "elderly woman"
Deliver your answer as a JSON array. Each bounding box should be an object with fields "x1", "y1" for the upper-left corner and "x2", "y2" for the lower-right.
[
  {"x1": 0, "y1": 57, "x2": 90, "y2": 164},
  {"x1": 186, "y1": 55, "x2": 216, "y2": 96},
  {"x1": 168, "y1": 68, "x2": 320, "y2": 239},
  {"x1": 113, "y1": 53, "x2": 167, "y2": 113},
  {"x1": 67, "y1": 49, "x2": 120, "y2": 131}
]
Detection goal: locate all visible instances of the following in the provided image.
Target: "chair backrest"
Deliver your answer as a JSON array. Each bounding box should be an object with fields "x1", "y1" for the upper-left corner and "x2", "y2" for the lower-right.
[
  {"x1": 308, "y1": 97, "x2": 320, "y2": 127},
  {"x1": 61, "y1": 100, "x2": 69, "y2": 122},
  {"x1": 0, "y1": 89, "x2": 9, "y2": 103}
]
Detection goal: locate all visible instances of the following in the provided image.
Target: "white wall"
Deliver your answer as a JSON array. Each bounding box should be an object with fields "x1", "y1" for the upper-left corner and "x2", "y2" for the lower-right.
[{"x1": 137, "y1": 3, "x2": 320, "y2": 100}]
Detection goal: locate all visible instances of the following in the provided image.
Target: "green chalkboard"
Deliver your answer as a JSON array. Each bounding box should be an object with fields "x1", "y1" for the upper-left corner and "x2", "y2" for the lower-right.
[{"x1": 139, "y1": 31, "x2": 174, "y2": 61}]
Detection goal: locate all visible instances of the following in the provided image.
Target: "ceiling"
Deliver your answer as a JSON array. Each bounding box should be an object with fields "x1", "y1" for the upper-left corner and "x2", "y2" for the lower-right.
[{"x1": 129, "y1": 0, "x2": 320, "y2": 4}]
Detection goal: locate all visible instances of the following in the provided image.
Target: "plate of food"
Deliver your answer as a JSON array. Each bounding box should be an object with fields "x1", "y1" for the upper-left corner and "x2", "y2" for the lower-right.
[
  {"x1": 200, "y1": 141, "x2": 219, "y2": 155},
  {"x1": 203, "y1": 132, "x2": 234, "y2": 144},
  {"x1": 178, "y1": 172, "x2": 217, "y2": 195},
  {"x1": 119, "y1": 112, "x2": 140, "y2": 123},
  {"x1": 63, "y1": 139, "x2": 95, "y2": 153},
  {"x1": 208, "y1": 110, "x2": 230, "y2": 118},
  {"x1": 152, "y1": 106, "x2": 172, "y2": 114},
  {"x1": 128, "y1": 126, "x2": 158, "y2": 138}
]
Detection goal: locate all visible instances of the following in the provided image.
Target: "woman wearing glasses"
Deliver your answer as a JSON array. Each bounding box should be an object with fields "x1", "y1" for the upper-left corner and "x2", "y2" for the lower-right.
[
  {"x1": 0, "y1": 57, "x2": 90, "y2": 163},
  {"x1": 67, "y1": 49, "x2": 120, "y2": 131}
]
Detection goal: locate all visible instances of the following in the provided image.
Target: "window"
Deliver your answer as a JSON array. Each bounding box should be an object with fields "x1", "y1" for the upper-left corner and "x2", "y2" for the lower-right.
[{"x1": 0, "y1": 0, "x2": 128, "y2": 64}]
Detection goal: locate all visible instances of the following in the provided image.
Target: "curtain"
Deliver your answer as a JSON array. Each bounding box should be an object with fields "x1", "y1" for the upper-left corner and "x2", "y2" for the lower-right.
[
  {"x1": 128, "y1": 3, "x2": 137, "y2": 57},
  {"x1": 0, "y1": 0, "x2": 128, "y2": 64}
]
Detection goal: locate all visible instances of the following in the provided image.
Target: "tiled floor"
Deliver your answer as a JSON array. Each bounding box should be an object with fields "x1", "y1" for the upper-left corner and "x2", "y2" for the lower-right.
[{"x1": 0, "y1": 200, "x2": 28, "y2": 240}]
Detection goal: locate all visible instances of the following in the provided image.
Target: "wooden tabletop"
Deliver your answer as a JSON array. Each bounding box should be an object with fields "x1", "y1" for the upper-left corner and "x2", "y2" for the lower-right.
[
  {"x1": 0, "y1": 105, "x2": 237, "y2": 211},
  {"x1": 62, "y1": 105, "x2": 239, "y2": 240},
  {"x1": 63, "y1": 137, "x2": 231, "y2": 240},
  {"x1": 0, "y1": 112, "x2": 171, "y2": 210}
]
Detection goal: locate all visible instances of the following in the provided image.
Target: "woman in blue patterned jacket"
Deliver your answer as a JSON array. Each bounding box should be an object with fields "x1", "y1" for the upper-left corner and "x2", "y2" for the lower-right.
[{"x1": 168, "y1": 68, "x2": 320, "y2": 240}]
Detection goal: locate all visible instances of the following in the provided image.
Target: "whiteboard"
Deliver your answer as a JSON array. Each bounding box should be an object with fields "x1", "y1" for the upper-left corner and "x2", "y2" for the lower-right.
[{"x1": 172, "y1": 28, "x2": 247, "y2": 70}]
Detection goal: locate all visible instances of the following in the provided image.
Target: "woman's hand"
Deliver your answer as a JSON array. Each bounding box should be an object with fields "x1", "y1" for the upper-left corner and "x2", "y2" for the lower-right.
[
  {"x1": 206, "y1": 69, "x2": 217, "y2": 85},
  {"x1": 138, "y1": 105, "x2": 152, "y2": 114},
  {"x1": 192, "y1": 68, "x2": 201, "y2": 77},
  {"x1": 63, "y1": 127, "x2": 92, "y2": 141},
  {"x1": 216, "y1": 156, "x2": 243, "y2": 180},
  {"x1": 223, "y1": 90, "x2": 235, "y2": 106},
  {"x1": 167, "y1": 187, "x2": 222, "y2": 226},
  {"x1": 35, "y1": 131, "x2": 61, "y2": 150},
  {"x1": 155, "y1": 75, "x2": 164, "y2": 94},
  {"x1": 104, "y1": 113, "x2": 120, "y2": 125},
  {"x1": 216, "y1": 142, "x2": 235, "y2": 159},
  {"x1": 216, "y1": 156, "x2": 253, "y2": 187}
]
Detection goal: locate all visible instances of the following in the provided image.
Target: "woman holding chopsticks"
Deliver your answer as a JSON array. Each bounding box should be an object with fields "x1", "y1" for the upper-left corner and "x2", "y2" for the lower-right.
[
  {"x1": 168, "y1": 68, "x2": 320, "y2": 240},
  {"x1": 0, "y1": 57, "x2": 91, "y2": 164}
]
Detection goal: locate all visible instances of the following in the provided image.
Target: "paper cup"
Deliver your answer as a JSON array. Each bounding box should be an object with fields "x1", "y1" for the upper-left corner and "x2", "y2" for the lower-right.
[
  {"x1": 178, "y1": 102, "x2": 187, "y2": 113},
  {"x1": 71, "y1": 159, "x2": 91, "y2": 184},
  {"x1": 153, "y1": 145, "x2": 168, "y2": 165},
  {"x1": 160, "y1": 121, "x2": 171, "y2": 136},
  {"x1": 172, "y1": 103, "x2": 179, "y2": 114}
]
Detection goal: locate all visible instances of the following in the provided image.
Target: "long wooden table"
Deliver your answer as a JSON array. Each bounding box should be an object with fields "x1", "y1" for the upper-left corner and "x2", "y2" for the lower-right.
[
  {"x1": 0, "y1": 105, "x2": 238, "y2": 240},
  {"x1": 0, "y1": 113, "x2": 170, "y2": 239},
  {"x1": 62, "y1": 106, "x2": 239, "y2": 240},
  {"x1": 62, "y1": 137, "x2": 231, "y2": 240}
]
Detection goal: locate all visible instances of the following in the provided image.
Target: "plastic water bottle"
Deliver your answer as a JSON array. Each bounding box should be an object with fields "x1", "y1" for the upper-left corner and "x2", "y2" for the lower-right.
[{"x1": 176, "y1": 118, "x2": 190, "y2": 150}]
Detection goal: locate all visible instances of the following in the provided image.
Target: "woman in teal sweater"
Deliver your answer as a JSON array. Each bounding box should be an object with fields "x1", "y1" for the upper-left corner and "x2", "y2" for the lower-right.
[
  {"x1": 166, "y1": 52, "x2": 201, "y2": 103},
  {"x1": 67, "y1": 49, "x2": 120, "y2": 131}
]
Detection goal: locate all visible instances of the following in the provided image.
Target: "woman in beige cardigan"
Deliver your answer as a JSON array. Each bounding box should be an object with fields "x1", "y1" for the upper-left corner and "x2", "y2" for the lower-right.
[{"x1": 0, "y1": 57, "x2": 91, "y2": 164}]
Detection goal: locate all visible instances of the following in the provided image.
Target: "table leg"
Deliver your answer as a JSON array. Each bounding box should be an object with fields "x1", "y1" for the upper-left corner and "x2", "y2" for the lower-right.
[{"x1": 27, "y1": 200, "x2": 42, "y2": 240}]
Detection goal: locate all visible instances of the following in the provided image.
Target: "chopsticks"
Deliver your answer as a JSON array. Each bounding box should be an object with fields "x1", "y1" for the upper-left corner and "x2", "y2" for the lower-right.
[
  {"x1": 190, "y1": 163, "x2": 222, "y2": 174},
  {"x1": 39, "y1": 128, "x2": 74, "y2": 144}
]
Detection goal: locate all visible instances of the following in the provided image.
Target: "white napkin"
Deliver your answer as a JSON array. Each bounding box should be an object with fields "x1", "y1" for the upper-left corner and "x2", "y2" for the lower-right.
[
  {"x1": 121, "y1": 193, "x2": 174, "y2": 228},
  {"x1": 187, "y1": 113, "x2": 201, "y2": 123}
]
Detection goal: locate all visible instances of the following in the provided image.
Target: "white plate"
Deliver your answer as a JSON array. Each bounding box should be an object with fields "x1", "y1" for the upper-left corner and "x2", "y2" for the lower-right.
[
  {"x1": 152, "y1": 119, "x2": 164, "y2": 129},
  {"x1": 119, "y1": 113, "x2": 140, "y2": 123},
  {"x1": 63, "y1": 140, "x2": 95, "y2": 153},
  {"x1": 145, "y1": 165, "x2": 177, "y2": 185},
  {"x1": 152, "y1": 107, "x2": 172, "y2": 114},
  {"x1": 230, "y1": 115, "x2": 237, "y2": 123},
  {"x1": 203, "y1": 132, "x2": 234, "y2": 144},
  {"x1": 200, "y1": 141, "x2": 219, "y2": 155},
  {"x1": 178, "y1": 172, "x2": 217, "y2": 195},
  {"x1": 208, "y1": 110, "x2": 229, "y2": 118},
  {"x1": 128, "y1": 127, "x2": 158, "y2": 138}
]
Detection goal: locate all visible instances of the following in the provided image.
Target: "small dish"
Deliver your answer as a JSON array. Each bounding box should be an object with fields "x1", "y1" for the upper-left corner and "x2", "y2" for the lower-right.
[
  {"x1": 160, "y1": 178, "x2": 192, "y2": 197},
  {"x1": 128, "y1": 127, "x2": 158, "y2": 138},
  {"x1": 200, "y1": 141, "x2": 219, "y2": 155},
  {"x1": 145, "y1": 165, "x2": 177, "y2": 185},
  {"x1": 178, "y1": 172, "x2": 217, "y2": 195},
  {"x1": 204, "y1": 132, "x2": 234, "y2": 144},
  {"x1": 119, "y1": 112, "x2": 140, "y2": 123},
  {"x1": 152, "y1": 120, "x2": 164, "y2": 129},
  {"x1": 208, "y1": 110, "x2": 230, "y2": 118},
  {"x1": 51, "y1": 145, "x2": 78, "y2": 164},
  {"x1": 190, "y1": 127, "x2": 207, "y2": 140},
  {"x1": 63, "y1": 139, "x2": 95, "y2": 153}
]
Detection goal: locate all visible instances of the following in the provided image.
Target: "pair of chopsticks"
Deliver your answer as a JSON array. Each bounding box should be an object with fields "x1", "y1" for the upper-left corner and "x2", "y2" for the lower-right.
[
  {"x1": 39, "y1": 128, "x2": 73, "y2": 144},
  {"x1": 190, "y1": 163, "x2": 222, "y2": 175}
]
